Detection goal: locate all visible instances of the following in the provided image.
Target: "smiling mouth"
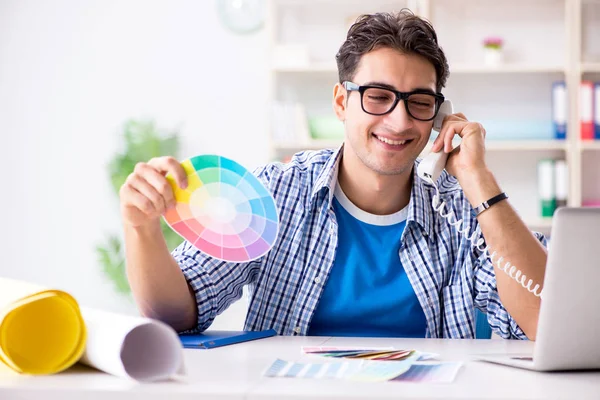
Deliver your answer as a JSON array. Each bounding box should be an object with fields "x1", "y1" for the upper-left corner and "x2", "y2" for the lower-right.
[{"x1": 372, "y1": 133, "x2": 413, "y2": 146}]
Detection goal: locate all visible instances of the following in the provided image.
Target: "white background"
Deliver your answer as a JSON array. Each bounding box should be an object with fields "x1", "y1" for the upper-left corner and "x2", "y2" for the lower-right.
[{"x1": 0, "y1": 0, "x2": 268, "y2": 327}]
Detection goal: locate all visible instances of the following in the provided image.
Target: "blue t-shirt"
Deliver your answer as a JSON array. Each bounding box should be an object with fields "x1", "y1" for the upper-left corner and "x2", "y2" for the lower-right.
[{"x1": 308, "y1": 184, "x2": 427, "y2": 338}]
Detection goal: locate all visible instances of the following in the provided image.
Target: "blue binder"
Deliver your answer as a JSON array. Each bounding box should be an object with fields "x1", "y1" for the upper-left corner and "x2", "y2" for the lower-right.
[
  {"x1": 179, "y1": 329, "x2": 277, "y2": 349},
  {"x1": 552, "y1": 81, "x2": 567, "y2": 140}
]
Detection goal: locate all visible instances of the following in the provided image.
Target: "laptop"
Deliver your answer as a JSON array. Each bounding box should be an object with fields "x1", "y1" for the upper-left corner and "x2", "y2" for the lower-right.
[{"x1": 475, "y1": 207, "x2": 600, "y2": 371}]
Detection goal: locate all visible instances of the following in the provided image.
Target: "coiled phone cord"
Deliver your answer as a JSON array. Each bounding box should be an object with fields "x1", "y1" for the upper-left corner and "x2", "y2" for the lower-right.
[{"x1": 426, "y1": 178, "x2": 543, "y2": 298}]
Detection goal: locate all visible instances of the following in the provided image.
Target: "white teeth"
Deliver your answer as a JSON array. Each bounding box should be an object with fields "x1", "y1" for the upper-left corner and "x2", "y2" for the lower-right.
[{"x1": 375, "y1": 135, "x2": 407, "y2": 146}]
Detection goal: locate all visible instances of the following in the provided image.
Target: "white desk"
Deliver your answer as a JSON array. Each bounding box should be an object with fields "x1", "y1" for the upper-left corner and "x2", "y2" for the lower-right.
[{"x1": 1, "y1": 336, "x2": 599, "y2": 399}]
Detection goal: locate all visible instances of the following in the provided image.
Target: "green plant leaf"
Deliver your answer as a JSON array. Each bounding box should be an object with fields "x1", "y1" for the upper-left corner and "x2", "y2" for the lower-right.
[
  {"x1": 97, "y1": 119, "x2": 181, "y2": 296},
  {"x1": 96, "y1": 235, "x2": 130, "y2": 295}
]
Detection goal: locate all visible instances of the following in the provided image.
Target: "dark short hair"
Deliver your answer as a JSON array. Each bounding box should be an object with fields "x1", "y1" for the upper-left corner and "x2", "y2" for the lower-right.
[{"x1": 335, "y1": 10, "x2": 449, "y2": 92}]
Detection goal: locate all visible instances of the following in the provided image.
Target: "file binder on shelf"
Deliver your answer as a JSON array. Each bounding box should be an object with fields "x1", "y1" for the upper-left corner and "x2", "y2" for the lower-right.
[
  {"x1": 581, "y1": 81, "x2": 594, "y2": 140},
  {"x1": 594, "y1": 82, "x2": 600, "y2": 140},
  {"x1": 552, "y1": 81, "x2": 567, "y2": 140},
  {"x1": 538, "y1": 159, "x2": 556, "y2": 218}
]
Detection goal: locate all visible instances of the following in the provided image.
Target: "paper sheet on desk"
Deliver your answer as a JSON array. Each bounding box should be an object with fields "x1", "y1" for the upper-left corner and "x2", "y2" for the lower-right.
[
  {"x1": 79, "y1": 308, "x2": 185, "y2": 382},
  {"x1": 265, "y1": 359, "x2": 462, "y2": 383},
  {"x1": 0, "y1": 278, "x2": 86, "y2": 375}
]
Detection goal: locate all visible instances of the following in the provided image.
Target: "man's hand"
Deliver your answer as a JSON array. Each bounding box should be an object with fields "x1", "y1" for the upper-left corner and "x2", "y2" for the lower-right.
[
  {"x1": 430, "y1": 112, "x2": 546, "y2": 339},
  {"x1": 120, "y1": 156, "x2": 188, "y2": 228},
  {"x1": 430, "y1": 113, "x2": 488, "y2": 181}
]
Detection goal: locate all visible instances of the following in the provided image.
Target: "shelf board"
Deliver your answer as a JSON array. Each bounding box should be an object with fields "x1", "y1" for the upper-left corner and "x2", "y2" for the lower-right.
[
  {"x1": 424, "y1": 140, "x2": 567, "y2": 152},
  {"x1": 485, "y1": 140, "x2": 567, "y2": 151},
  {"x1": 274, "y1": 139, "x2": 567, "y2": 152},
  {"x1": 581, "y1": 62, "x2": 600, "y2": 73},
  {"x1": 525, "y1": 217, "x2": 553, "y2": 229},
  {"x1": 450, "y1": 64, "x2": 565, "y2": 74},
  {"x1": 580, "y1": 140, "x2": 600, "y2": 150}
]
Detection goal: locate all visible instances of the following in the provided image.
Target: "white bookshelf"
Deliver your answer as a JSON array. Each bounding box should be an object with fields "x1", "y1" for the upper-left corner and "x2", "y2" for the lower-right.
[
  {"x1": 581, "y1": 141, "x2": 600, "y2": 150},
  {"x1": 266, "y1": 0, "x2": 600, "y2": 232},
  {"x1": 525, "y1": 217, "x2": 555, "y2": 229},
  {"x1": 581, "y1": 62, "x2": 600, "y2": 72}
]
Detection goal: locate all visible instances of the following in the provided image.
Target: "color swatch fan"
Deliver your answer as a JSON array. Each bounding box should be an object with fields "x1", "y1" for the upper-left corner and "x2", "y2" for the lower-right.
[{"x1": 163, "y1": 155, "x2": 279, "y2": 262}]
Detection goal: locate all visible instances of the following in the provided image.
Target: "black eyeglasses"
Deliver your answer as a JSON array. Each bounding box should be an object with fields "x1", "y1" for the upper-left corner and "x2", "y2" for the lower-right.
[{"x1": 342, "y1": 81, "x2": 445, "y2": 121}]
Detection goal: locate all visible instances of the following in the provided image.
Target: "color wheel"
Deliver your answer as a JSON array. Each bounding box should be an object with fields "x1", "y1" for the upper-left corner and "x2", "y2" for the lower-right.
[{"x1": 163, "y1": 155, "x2": 279, "y2": 262}]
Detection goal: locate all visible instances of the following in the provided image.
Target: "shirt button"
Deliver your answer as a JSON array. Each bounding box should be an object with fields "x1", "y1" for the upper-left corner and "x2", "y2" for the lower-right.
[
  {"x1": 314, "y1": 276, "x2": 322, "y2": 284},
  {"x1": 294, "y1": 326, "x2": 301, "y2": 334}
]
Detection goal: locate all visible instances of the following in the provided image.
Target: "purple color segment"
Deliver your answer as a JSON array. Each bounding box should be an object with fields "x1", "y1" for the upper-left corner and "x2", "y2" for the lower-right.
[{"x1": 245, "y1": 237, "x2": 270, "y2": 259}]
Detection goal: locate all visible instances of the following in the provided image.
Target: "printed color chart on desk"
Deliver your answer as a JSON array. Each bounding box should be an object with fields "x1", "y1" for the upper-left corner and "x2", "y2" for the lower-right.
[{"x1": 163, "y1": 155, "x2": 279, "y2": 262}]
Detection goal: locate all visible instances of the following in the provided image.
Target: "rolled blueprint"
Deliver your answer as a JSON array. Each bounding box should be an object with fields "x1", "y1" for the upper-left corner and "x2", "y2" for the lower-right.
[
  {"x1": 0, "y1": 277, "x2": 87, "y2": 375},
  {"x1": 79, "y1": 308, "x2": 185, "y2": 381}
]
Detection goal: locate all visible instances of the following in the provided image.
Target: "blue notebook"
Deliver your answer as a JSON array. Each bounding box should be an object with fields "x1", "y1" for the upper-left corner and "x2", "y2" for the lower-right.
[{"x1": 179, "y1": 329, "x2": 277, "y2": 349}]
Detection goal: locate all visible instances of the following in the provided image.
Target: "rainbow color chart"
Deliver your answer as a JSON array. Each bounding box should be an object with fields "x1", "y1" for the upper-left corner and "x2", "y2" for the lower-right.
[{"x1": 163, "y1": 155, "x2": 279, "y2": 262}]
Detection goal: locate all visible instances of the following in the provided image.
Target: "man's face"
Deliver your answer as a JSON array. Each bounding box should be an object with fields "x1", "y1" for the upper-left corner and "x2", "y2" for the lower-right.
[{"x1": 334, "y1": 47, "x2": 437, "y2": 176}]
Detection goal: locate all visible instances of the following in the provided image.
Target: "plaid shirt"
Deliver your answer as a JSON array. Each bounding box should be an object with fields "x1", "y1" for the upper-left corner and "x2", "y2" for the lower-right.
[{"x1": 173, "y1": 147, "x2": 546, "y2": 339}]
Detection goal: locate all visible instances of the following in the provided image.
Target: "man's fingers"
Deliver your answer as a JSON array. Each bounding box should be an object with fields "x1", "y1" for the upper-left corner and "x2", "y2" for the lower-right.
[
  {"x1": 444, "y1": 126, "x2": 455, "y2": 153},
  {"x1": 142, "y1": 165, "x2": 177, "y2": 209},
  {"x1": 127, "y1": 174, "x2": 167, "y2": 214},
  {"x1": 148, "y1": 157, "x2": 188, "y2": 189},
  {"x1": 440, "y1": 121, "x2": 468, "y2": 153},
  {"x1": 121, "y1": 185, "x2": 156, "y2": 216},
  {"x1": 432, "y1": 134, "x2": 444, "y2": 152}
]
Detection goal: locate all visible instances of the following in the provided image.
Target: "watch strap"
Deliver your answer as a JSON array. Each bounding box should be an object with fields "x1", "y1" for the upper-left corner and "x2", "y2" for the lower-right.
[{"x1": 474, "y1": 192, "x2": 508, "y2": 215}]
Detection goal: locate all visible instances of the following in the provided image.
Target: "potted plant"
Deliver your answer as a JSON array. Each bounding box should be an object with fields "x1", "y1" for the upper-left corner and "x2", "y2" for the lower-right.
[
  {"x1": 483, "y1": 36, "x2": 504, "y2": 66},
  {"x1": 96, "y1": 120, "x2": 184, "y2": 296}
]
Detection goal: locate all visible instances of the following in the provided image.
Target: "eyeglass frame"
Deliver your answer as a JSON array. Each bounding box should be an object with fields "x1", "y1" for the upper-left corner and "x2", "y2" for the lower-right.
[{"x1": 342, "y1": 81, "x2": 445, "y2": 121}]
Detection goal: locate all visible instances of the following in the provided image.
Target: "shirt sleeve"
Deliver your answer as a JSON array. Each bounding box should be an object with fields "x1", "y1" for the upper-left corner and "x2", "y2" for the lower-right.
[
  {"x1": 171, "y1": 163, "x2": 276, "y2": 333},
  {"x1": 172, "y1": 241, "x2": 262, "y2": 333},
  {"x1": 472, "y1": 227, "x2": 548, "y2": 340}
]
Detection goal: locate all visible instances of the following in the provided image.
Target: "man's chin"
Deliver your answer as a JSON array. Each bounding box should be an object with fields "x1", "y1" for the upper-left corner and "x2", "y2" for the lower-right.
[{"x1": 368, "y1": 161, "x2": 415, "y2": 176}]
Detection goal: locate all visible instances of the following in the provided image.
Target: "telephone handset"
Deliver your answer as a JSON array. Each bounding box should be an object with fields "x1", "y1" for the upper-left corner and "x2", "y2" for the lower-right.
[
  {"x1": 416, "y1": 100, "x2": 454, "y2": 183},
  {"x1": 417, "y1": 100, "x2": 543, "y2": 298}
]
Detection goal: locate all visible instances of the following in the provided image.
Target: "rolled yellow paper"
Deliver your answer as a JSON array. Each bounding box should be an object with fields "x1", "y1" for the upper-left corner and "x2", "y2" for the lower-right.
[{"x1": 0, "y1": 277, "x2": 86, "y2": 375}]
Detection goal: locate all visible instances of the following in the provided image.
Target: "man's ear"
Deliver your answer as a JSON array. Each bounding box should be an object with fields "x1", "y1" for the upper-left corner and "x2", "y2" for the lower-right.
[{"x1": 332, "y1": 82, "x2": 347, "y2": 122}]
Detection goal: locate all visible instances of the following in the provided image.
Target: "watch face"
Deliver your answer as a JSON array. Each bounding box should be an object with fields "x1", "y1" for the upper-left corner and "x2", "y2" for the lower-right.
[{"x1": 216, "y1": 0, "x2": 266, "y2": 34}]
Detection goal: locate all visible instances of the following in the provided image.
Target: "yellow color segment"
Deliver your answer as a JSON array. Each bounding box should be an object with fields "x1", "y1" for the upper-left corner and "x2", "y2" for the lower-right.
[
  {"x1": 166, "y1": 159, "x2": 204, "y2": 204},
  {"x1": 0, "y1": 279, "x2": 86, "y2": 375}
]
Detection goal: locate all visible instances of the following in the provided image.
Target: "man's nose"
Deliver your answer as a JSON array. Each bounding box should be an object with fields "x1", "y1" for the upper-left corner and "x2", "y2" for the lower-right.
[{"x1": 383, "y1": 100, "x2": 414, "y2": 130}]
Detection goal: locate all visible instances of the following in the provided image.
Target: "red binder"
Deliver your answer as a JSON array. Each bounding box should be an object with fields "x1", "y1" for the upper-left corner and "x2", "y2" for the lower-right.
[{"x1": 581, "y1": 81, "x2": 594, "y2": 140}]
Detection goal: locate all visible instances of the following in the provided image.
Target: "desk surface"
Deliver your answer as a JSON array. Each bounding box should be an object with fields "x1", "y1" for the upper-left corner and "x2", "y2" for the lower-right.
[{"x1": 1, "y1": 336, "x2": 599, "y2": 400}]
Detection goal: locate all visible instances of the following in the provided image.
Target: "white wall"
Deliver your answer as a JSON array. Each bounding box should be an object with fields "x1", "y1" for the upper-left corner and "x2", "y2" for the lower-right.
[{"x1": 0, "y1": 0, "x2": 269, "y2": 328}]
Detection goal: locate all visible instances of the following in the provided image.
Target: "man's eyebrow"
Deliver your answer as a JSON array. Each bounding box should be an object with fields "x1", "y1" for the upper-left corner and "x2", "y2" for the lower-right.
[{"x1": 363, "y1": 81, "x2": 437, "y2": 94}]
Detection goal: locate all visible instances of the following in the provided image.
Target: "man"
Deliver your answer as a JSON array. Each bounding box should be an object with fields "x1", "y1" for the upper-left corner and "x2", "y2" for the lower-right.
[{"x1": 120, "y1": 10, "x2": 547, "y2": 340}]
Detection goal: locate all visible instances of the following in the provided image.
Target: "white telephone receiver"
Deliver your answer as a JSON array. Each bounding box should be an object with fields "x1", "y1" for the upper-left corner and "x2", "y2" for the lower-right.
[
  {"x1": 416, "y1": 100, "x2": 543, "y2": 298},
  {"x1": 416, "y1": 100, "x2": 454, "y2": 183}
]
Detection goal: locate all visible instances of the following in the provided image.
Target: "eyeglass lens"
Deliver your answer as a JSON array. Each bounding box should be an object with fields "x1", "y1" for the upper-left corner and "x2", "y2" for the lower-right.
[{"x1": 362, "y1": 87, "x2": 437, "y2": 120}]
